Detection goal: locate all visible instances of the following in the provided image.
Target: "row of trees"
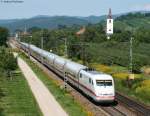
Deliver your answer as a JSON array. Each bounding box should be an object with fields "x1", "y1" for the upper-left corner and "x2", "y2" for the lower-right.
[
  {"x1": 0, "y1": 47, "x2": 17, "y2": 77},
  {"x1": 0, "y1": 27, "x2": 9, "y2": 46},
  {"x1": 19, "y1": 12, "x2": 150, "y2": 72},
  {"x1": 0, "y1": 26, "x2": 17, "y2": 77}
]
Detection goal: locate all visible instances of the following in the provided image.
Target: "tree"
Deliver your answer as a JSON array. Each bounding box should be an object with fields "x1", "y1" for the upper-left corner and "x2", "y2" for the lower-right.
[
  {"x1": 0, "y1": 47, "x2": 17, "y2": 77},
  {"x1": 27, "y1": 27, "x2": 42, "y2": 34},
  {"x1": 0, "y1": 27, "x2": 9, "y2": 46}
]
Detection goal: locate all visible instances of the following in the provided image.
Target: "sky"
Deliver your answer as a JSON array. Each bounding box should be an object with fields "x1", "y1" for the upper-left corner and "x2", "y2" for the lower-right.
[{"x1": 0, "y1": 0, "x2": 150, "y2": 19}]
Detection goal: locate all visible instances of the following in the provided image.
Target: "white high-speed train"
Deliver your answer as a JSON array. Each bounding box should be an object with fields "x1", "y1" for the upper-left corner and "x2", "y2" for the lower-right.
[{"x1": 20, "y1": 42, "x2": 115, "y2": 103}]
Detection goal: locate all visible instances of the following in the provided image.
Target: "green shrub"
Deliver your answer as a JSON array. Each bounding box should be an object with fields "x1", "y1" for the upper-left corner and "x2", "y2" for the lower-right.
[
  {"x1": 91, "y1": 64, "x2": 112, "y2": 73},
  {"x1": 0, "y1": 47, "x2": 17, "y2": 75},
  {"x1": 113, "y1": 73, "x2": 129, "y2": 80},
  {"x1": 135, "y1": 79, "x2": 150, "y2": 103}
]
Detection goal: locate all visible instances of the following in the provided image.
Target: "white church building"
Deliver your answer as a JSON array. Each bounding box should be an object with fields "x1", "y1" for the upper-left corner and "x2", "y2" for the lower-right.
[{"x1": 106, "y1": 8, "x2": 113, "y2": 39}]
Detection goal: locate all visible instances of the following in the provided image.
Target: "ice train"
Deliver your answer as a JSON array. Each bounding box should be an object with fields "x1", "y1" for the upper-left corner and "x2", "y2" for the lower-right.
[{"x1": 20, "y1": 42, "x2": 115, "y2": 103}]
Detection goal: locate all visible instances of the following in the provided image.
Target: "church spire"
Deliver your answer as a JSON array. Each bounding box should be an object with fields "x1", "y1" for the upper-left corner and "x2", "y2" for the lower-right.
[{"x1": 108, "y1": 8, "x2": 112, "y2": 19}]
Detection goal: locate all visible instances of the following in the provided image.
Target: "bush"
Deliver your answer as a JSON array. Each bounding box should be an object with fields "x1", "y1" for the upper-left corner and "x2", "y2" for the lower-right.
[
  {"x1": 133, "y1": 74, "x2": 141, "y2": 79},
  {"x1": 135, "y1": 80, "x2": 150, "y2": 101},
  {"x1": 0, "y1": 47, "x2": 17, "y2": 76},
  {"x1": 91, "y1": 64, "x2": 112, "y2": 73},
  {"x1": 141, "y1": 66, "x2": 150, "y2": 75},
  {"x1": 113, "y1": 73, "x2": 141, "y2": 80},
  {"x1": 112, "y1": 73, "x2": 129, "y2": 80},
  {"x1": 135, "y1": 80, "x2": 150, "y2": 102},
  {"x1": 140, "y1": 80, "x2": 150, "y2": 87},
  {"x1": 0, "y1": 27, "x2": 9, "y2": 46}
]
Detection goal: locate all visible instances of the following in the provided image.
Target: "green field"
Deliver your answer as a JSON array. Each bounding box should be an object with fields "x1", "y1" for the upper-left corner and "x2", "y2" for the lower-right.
[
  {"x1": 20, "y1": 53, "x2": 89, "y2": 116},
  {"x1": 0, "y1": 69, "x2": 42, "y2": 116}
]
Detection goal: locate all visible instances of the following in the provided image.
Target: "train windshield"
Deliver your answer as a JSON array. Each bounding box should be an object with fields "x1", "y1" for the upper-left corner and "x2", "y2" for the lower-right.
[{"x1": 96, "y1": 80, "x2": 112, "y2": 86}]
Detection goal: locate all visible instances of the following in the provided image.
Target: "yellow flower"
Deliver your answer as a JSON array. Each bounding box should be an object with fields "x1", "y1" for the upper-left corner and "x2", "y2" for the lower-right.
[{"x1": 112, "y1": 73, "x2": 128, "y2": 80}]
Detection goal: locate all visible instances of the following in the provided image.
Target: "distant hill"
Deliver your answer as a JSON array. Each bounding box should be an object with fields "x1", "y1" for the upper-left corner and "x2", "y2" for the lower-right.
[
  {"x1": 0, "y1": 19, "x2": 19, "y2": 24},
  {"x1": 0, "y1": 11, "x2": 150, "y2": 32},
  {"x1": 80, "y1": 15, "x2": 119, "y2": 24},
  {"x1": 114, "y1": 12, "x2": 150, "y2": 31},
  {"x1": 0, "y1": 16, "x2": 90, "y2": 32},
  {"x1": 78, "y1": 15, "x2": 106, "y2": 24},
  {"x1": 0, "y1": 15, "x2": 108, "y2": 32}
]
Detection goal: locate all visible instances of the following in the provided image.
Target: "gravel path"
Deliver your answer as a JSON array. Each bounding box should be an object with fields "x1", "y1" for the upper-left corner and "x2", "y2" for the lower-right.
[{"x1": 17, "y1": 56, "x2": 68, "y2": 116}]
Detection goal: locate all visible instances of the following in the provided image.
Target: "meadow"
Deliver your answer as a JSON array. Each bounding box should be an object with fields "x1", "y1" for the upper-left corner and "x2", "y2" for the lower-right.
[{"x1": 0, "y1": 69, "x2": 42, "y2": 116}]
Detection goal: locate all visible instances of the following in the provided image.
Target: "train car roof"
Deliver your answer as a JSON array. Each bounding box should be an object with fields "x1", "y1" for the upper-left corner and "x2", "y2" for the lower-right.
[
  {"x1": 30, "y1": 44, "x2": 60, "y2": 59},
  {"x1": 65, "y1": 60, "x2": 87, "y2": 76},
  {"x1": 85, "y1": 70, "x2": 103, "y2": 75},
  {"x1": 66, "y1": 60, "x2": 86, "y2": 69},
  {"x1": 80, "y1": 69, "x2": 113, "y2": 80}
]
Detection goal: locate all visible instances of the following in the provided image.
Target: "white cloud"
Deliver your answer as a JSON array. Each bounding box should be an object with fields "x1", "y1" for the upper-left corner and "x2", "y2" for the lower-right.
[
  {"x1": 132, "y1": 4, "x2": 150, "y2": 11},
  {"x1": 144, "y1": 4, "x2": 150, "y2": 10}
]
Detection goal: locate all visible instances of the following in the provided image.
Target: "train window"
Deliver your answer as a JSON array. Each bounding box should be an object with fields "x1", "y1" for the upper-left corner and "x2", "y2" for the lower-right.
[
  {"x1": 96, "y1": 80, "x2": 112, "y2": 86},
  {"x1": 80, "y1": 73, "x2": 82, "y2": 78},
  {"x1": 89, "y1": 78, "x2": 91, "y2": 84},
  {"x1": 92, "y1": 80, "x2": 94, "y2": 85},
  {"x1": 105, "y1": 80, "x2": 112, "y2": 86},
  {"x1": 96, "y1": 80, "x2": 105, "y2": 86}
]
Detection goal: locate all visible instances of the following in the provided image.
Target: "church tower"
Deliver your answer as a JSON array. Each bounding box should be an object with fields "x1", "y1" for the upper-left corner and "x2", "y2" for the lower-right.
[{"x1": 106, "y1": 8, "x2": 113, "y2": 39}]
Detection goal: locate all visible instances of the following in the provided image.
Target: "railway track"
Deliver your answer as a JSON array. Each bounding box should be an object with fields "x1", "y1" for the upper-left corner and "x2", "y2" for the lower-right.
[
  {"x1": 116, "y1": 92, "x2": 150, "y2": 116},
  {"x1": 31, "y1": 55, "x2": 150, "y2": 116},
  {"x1": 25, "y1": 54, "x2": 139, "y2": 116},
  {"x1": 100, "y1": 106, "x2": 126, "y2": 116},
  {"x1": 31, "y1": 56, "x2": 149, "y2": 116},
  {"x1": 10, "y1": 40, "x2": 150, "y2": 116}
]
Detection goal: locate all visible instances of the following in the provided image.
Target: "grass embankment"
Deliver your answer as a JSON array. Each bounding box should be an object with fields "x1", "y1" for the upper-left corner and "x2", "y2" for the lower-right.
[
  {"x1": 91, "y1": 63, "x2": 150, "y2": 106},
  {"x1": 20, "y1": 53, "x2": 88, "y2": 116},
  {"x1": 0, "y1": 69, "x2": 42, "y2": 116}
]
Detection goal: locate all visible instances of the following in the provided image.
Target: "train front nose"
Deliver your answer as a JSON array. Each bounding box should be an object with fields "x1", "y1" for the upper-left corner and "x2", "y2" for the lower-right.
[
  {"x1": 95, "y1": 86, "x2": 115, "y2": 102},
  {"x1": 95, "y1": 92, "x2": 115, "y2": 102},
  {"x1": 95, "y1": 79, "x2": 115, "y2": 102}
]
